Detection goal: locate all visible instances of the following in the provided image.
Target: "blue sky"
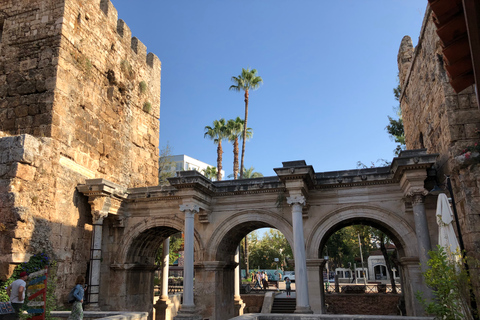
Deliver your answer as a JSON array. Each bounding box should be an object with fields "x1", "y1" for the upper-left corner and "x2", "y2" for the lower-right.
[{"x1": 111, "y1": 0, "x2": 426, "y2": 178}]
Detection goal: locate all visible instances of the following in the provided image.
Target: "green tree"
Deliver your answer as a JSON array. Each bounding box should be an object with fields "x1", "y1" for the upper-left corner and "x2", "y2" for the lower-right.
[
  {"x1": 204, "y1": 119, "x2": 228, "y2": 181},
  {"x1": 369, "y1": 228, "x2": 398, "y2": 293},
  {"x1": 158, "y1": 142, "x2": 175, "y2": 186},
  {"x1": 321, "y1": 225, "x2": 376, "y2": 270},
  {"x1": 229, "y1": 166, "x2": 263, "y2": 179},
  {"x1": 244, "y1": 229, "x2": 293, "y2": 270},
  {"x1": 229, "y1": 68, "x2": 263, "y2": 178},
  {"x1": 202, "y1": 166, "x2": 218, "y2": 181},
  {"x1": 417, "y1": 246, "x2": 475, "y2": 320},
  {"x1": 226, "y1": 117, "x2": 252, "y2": 180},
  {"x1": 156, "y1": 233, "x2": 184, "y2": 266},
  {"x1": 386, "y1": 83, "x2": 406, "y2": 156}
]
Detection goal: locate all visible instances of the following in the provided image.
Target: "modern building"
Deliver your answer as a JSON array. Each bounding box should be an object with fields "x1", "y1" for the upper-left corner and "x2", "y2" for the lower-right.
[{"x1": 164, "y1": 154, "x2": 225, "y2": 180}]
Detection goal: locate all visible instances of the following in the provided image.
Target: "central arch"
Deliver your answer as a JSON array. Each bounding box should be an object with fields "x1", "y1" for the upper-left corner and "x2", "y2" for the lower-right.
[{"x1": 207, "y1": 208, "x2": 294, "y2": 261}]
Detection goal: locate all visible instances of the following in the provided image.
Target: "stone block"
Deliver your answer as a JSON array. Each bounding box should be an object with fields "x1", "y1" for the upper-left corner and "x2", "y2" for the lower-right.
[{"x1": 14, "y1": 163, "x2": 36, "y2": 181}]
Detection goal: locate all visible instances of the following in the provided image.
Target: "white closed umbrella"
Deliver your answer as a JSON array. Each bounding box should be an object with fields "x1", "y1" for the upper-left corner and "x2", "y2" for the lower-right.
[{"x1": 436, "y1": 193, "x2": 460, "y2": 259}]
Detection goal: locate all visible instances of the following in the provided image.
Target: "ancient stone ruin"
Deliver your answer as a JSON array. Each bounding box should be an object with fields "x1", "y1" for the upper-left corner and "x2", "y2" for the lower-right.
[{"x1": 1, "y1": 1, "x2": 480, "y2": 320}]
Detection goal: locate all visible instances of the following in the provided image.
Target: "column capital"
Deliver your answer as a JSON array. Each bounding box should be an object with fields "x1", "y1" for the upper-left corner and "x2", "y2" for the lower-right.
[
  {"x1": 179, "y1": 203, "x2": 200, "y2": 213},
  {"x1": 90, "y1": 196, "x2": 111, "y2": 224},
  {"x1": 406, "y1": 188, "x2": 428, "y2": 205},
  {"x1": 286, "y1": 195, "x2": 306, "y2": 206}
]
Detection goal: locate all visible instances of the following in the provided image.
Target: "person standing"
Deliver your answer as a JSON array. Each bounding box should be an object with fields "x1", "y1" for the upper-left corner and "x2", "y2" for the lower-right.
[
  {"x1": 68, "y1": 275, "x2": 85, "y2": 320},
  {"x1": 253, "y1": 271, "x2": 262, "y2": 290},
  {"x1": 7, "y1": 271, "x2": 28, "y2": 320},
  {"x1": 285, "y1": 277, "x2": 291, "y2": 297}
]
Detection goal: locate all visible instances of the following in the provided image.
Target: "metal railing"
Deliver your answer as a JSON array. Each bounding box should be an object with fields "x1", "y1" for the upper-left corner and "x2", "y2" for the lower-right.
[{"x1": 325, "y1": 284, "x2": 401, "y2": 294}]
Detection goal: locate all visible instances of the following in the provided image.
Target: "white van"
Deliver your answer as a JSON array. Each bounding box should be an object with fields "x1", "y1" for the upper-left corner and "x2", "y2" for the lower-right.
[{"x1": 283, "y1": 271, "x2": 295, "y2": 282}]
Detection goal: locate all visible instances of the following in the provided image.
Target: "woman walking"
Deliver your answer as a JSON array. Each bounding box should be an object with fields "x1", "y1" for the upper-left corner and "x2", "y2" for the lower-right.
[{"x1": 68, "y1": 276, "x2": 85, "y2": 320}]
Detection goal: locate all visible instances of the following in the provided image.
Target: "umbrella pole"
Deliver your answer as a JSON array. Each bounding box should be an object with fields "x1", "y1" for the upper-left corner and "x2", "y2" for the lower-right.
[
  {"x1": 446, "y1": 175, "x2": 478, "y2": 315},
  {"x1": 446, "y1": 176, "x2": 465, "y2": 254}
]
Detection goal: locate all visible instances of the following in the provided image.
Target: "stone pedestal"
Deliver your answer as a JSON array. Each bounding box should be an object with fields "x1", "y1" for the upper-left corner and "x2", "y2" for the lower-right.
[
  {"x1": 155, "y1": 297, "x2": 174, "y2": 320},
  {"x1": 173, "y1": 306, "x2": 202, "y2": 320}
]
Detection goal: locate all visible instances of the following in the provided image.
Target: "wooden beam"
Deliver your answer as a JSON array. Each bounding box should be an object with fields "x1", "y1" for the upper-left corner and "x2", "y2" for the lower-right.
[{"x1": 463, "y1": 0, "x2": 480, "y2": 108}]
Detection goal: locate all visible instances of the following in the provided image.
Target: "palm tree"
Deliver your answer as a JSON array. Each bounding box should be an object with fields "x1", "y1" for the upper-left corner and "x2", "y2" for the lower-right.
[
  {"x1": 204, "y1": 119, "x2": 227, "y2": 181},
  {"x1": 242, "y1": 166, "x2": 263, "y2": 179},
  {"x1": 229, "y1": 68, "x2": 263, "y2": 178},
  {"x1": 202, "y1": 166, "x2": 218, "y2": 181},
  {"x1": 226, "y1": 117, "x2": 253, "y2": 180}
]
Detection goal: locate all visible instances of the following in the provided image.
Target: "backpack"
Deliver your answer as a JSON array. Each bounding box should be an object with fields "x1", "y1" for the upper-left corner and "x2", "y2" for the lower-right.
[{"x1": 67, "y1": 287, "x2": 76, "y2": 304}]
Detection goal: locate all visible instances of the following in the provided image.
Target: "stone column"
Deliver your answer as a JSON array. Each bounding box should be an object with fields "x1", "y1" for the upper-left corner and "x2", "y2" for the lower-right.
[
  {"x1": 175, "y1": 204, "x2": 201, "y2": 320},
  {"x1": 155, "y1": 238, "x2": 173, "y2": 320},
  {"x1": 408, "y1": 189, "x2": 433, "y2": 305},
  {"x1": 409, "y1": 189, "x2": 431, "y2": 272},
  {"x1": 88, "y1": 210, "x2": 108, "y2": 309},
  {"x1": 234, "y1": 246, "x2": 245, "y2": 316},
  {"x1": 399, "y1": 257, "x2": 424, "y2": 316},
  {"x1": 286, "y1": 195, "x2": 312, "y2": 314}
]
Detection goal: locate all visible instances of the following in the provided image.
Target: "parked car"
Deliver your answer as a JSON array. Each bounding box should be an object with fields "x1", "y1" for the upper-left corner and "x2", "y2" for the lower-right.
[{"x1": 284, "y1": 271, "x2": 295, "y2": 282}]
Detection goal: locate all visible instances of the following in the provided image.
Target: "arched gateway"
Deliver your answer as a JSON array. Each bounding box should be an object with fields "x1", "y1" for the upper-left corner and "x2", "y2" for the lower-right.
[{"x1": 77, "y1": 150, "x2": 439, "y2": 320}]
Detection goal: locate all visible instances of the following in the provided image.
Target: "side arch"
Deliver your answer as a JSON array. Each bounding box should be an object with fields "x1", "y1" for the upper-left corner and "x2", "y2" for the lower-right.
[
  {"x1": 115, "y1": 215, "x2": 205, "y2": 264},
  {"x1": 306, "y1": 205, "x2": 418, "y2": 259},
  {"x1": 206, "y1": 209, "x2": 293, "y2": 261}
]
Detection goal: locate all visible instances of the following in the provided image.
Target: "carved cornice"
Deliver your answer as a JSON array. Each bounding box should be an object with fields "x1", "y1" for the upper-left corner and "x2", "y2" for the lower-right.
[
  {"x1": 314, "y1": 179, "x2": 398, "y2": 189},
  {"x1": 215, "y1": 187, "x2": 285, "y2": 197}
]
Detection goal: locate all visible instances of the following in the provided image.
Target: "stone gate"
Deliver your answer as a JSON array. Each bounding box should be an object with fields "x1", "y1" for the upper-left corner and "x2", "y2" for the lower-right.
[{"x1": 77, "y1": 152, "x2": 439, "y2": 320}]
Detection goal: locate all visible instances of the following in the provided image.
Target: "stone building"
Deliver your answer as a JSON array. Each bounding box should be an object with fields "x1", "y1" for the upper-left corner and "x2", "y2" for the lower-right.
[
  {"x1": 397, "y1": 3, "x2": 480, "y2": 300},
  {"x1": 0, "y1": 0, "x2": 161, "y2": 299}
]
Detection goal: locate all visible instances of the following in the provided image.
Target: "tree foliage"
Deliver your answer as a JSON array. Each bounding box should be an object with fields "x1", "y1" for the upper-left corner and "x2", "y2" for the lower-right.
[
  {"x1": 155, "y1": 233, "x2": 184, "y2": 266},
  {"x1": 321, "y1": 225, "x2": 377, "y2": 270},
  {"x1": 240, "y1": 229, "x2": 293, "y2": 270},
  {"x1": 229, "y1": 166, "x2": 263, "y2": 179},
  {"x1": 417, "y1": 246, "x2": 476, "y2": 320},
  {"x1": 226, "y1": 117, "x2": 252, "y2": 180},
  {"x1": 158, "y1": 142, "x2": 175, "y2": 185},
  {"x1": 229, "y1": 68, "x2": 263, "y2": 178},
  {"x1": 202, "y1": 166, "x2": 218, "y2": 181},
  {"x1": 386, "y1": 83, "x2": 406, "y2": 156},
  {"x1": 204, "y1": 119, "x2": 228, "y2": 181}
]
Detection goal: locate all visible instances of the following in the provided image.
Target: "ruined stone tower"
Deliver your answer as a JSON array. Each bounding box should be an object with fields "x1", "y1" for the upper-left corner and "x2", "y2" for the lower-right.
[{"x1": 0, "y1": 0, "x2": 161, "y2": 296}]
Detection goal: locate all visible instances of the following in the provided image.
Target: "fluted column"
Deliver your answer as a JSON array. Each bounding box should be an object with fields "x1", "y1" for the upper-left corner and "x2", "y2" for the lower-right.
[
  {"x1": 409, "y1": 189, "x2": 431, "y2": 270},
  {"x1": 287, "y1": 195, "x2": 312, "y2": 314},
  {"x1": 175, "y1": 204, "x2": 201, "y2": 320}
]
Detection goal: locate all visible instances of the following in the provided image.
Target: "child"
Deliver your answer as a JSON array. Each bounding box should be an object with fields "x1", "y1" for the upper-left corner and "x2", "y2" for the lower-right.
[{"x1": 285, "y1": 277, "x2": 291, "y2": 297}]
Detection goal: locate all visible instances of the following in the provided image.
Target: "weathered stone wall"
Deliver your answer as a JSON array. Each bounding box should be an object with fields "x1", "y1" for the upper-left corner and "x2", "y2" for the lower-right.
[
  {"x1": 0, "y1": 134, "x2": 92, "y2": 293},
  {"x1": 0, "y1": 0, "x2": 161, "y2": 187},
  {"x1": 0, "y1": 0, "x2": 161, "y2": 304},
  {"x1": 398, "y1": 7, "x2": 480, "y2": 298}
]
